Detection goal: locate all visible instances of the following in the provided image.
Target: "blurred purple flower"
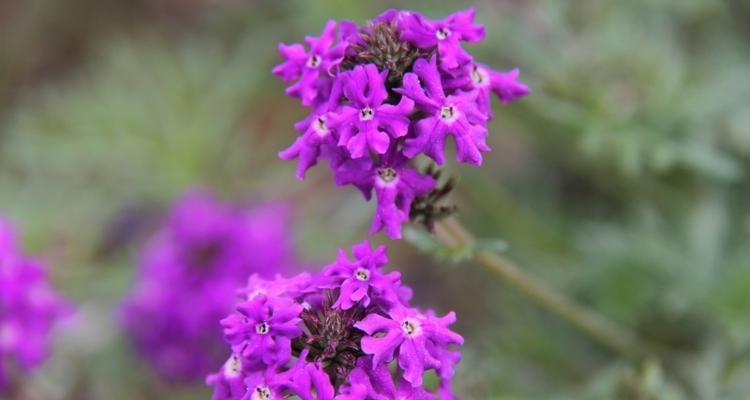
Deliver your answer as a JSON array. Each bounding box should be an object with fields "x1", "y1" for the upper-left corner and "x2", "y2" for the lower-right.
[
  {"x1": 120, "y1": 190, "x2": 298, "y2": 383},
  {"x1": 0, "y1": 218, "x2": 70, "y2": 394}
]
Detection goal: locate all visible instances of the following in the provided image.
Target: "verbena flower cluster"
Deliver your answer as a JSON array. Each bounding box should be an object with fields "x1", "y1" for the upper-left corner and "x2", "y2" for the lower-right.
[
  {"x1": 120, "y1": 190, "x2": 297, "y2": 383},
  {"x1": 207, "y1": 241, "x2": 463, "y2": 399},
  {"x1": 0, "y1": 217, "x2": 70, "y2": 393},
  {"x1": 275, "y1": 8, "x2": 529, "y2": 239}
]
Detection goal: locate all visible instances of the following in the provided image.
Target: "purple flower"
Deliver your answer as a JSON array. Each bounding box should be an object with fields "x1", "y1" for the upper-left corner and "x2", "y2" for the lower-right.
[
  {"x1": 273, "y1": 21, "x2": 352, "y2": 106},
  {"x1": 356, "y1": 305, "x2": 463, "y2": 387},
  {"x1": 329, "y1": 64, "x2": 414, "y2": 158},
  {"x1": 340, "y1": 359, "x2": 394, "y2": 400},
  {"x1": 120, "y1": 190, "x2": 298, "y2": 383},
  {"x1": 283, "y1": 356, "x2": 335, "y2": 400},
  {"x1": 241, "y1": 370, "x2": 288, "y2": 400},
  {"x1": 398, "y1": 56, "x2": 490, "y2": 166},
  {"x1": 399, "y1": 9, "x2": 485, "y2": 70},
  {"x1": 221, "y1": 295, "x2": 302, "y2": 367},
  {"x1": 0, "y1": 218, "x2": 70, "y2": 394},
  {"x1": 322, "y1": 241, "x2": 402, "y2": 309},
  {"x1": 275, "y1": 9, "x2": 528, "y2": 240},
  {"x1": 207, "y1": 242, "x2": 462, "y2": 398},
  {"x1": 343, "y1": 358, "x2": 434, "y2": 399},
  {"x1": 279, "y1": 78, "x2": 346, "y2": 180},
  {"x1": 335, "y1": 150, "x2": 435, "y2": 239},
  {"x1": 445, "y1": 63, "x2": 530, "y2": 116},
  {"x1": 205, "y1": 353, "x2": 246, "y2": 400}
]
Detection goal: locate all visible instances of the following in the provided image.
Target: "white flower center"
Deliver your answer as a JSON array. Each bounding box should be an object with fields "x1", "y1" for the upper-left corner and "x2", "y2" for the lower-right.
[
  {"x1": 312, "y1": 115, "x2": 329, "y2": 136},
  {"x1": 436, "y1": 27, "x2": 451, "y2": 40},
  {"x1": 377, "y1": 167, "x2": 398, "y2": 184},
  {"x1": 247, "y1": 288, "x2": 265, "y2": 301},
  {"x1": 401, "y1": 318, "x2": 422, "y2": 337},
  {"x1": 255, "y1": 322, "x2": 270, "y2": 335},
  {"x1": 252, "y1": 386, "x2": 272, "y2": 400},
  {"x1": 224, "y1": 354, "x2": 242, "y2": 378},
  {"x1": 355, "y1": 267, "x2": 370, "y2": 282},
  {"x1": 359, "y1": 107, "x2": 375, "y2": 121},
  {"x1": 307, "y1": 54, "x2": 322, "y2": 68},
  {"x1": 470, "y1": 65, "x2": 490, "y2": 87},
  {"x1": 440, "y1": 105, "x2": 458, "y2": 122},
  {"x1": 0, "y1": 324, "x2": 18, "y2": 348}
]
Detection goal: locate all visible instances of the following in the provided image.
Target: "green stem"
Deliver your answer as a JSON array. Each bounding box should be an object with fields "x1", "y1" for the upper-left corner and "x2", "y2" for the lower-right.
[{"x1": 433, "y1": 217, "x2": 646, "y2": 359}]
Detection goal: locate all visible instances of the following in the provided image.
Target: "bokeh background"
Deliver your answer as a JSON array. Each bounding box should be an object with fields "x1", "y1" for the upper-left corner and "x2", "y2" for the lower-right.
[{"x1": 1, "y1": 0, "x2": 750, "y2": 398}]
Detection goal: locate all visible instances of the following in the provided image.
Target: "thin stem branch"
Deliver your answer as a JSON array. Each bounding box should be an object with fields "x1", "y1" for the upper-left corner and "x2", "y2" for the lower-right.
[{"x1": 433, "y1": 217, "x2": 647, "y2": 359}]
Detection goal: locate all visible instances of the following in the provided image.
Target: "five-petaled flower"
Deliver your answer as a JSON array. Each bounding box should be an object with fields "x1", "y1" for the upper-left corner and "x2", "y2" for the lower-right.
[
  {"x1": 356, "y1": 305, "x2": 464, "y2": 387},
  {"x1": 398, "y1": 56, "x2": 490, "y2": 165},
  {"x1": 323, "y1": 241, "x2": 402, "y2": 309},
  {"x1": 398, "y1": 8, "x2": 485, "y2": 70},
  {"x1": 329, "y1": 64, "x2": 414, "y2": 158},
  {"x1": 221, "y1": 295, "x2": 302, "y2": 367},
  {"x1": 273, "y1": 20, "x2": 353, "y2": 106}
]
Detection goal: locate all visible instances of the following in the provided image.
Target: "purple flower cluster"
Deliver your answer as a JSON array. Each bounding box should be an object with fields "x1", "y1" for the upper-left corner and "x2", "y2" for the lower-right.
[
  {"x1": 0, "y1": 218, "x2": 70, "y2": 393},
  {"x1": 275, "y1": 8, "x2": 529, "y2": 239},
  {"x1": 120, "y1": 190, "x2": 297, "y2": 383},
  {"x1": 207, "y1": 241, "x2": 463, "y2": 399}
]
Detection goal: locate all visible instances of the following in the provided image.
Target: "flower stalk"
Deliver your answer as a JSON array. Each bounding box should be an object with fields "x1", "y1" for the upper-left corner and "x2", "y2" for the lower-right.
[{"x1": 433, "y1": 216, "x2": 646, "y2": 359}]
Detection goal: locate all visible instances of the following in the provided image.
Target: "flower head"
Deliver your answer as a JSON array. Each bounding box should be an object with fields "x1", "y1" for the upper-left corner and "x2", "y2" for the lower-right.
[
  {"x1": 276, "y1": 9, "x2": 528, "y2": 239},
  {"x1": 0, "y1": 217, "x2": 70, "y2": 394},
  {"x1": 207, "y1": 242, "x2": 462, "y2": 398}
]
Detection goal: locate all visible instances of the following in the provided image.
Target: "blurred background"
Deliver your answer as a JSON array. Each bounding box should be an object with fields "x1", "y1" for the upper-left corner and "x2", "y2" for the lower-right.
[{"x1": 1, "y1": 0, "x2": 750, "y2": 398}]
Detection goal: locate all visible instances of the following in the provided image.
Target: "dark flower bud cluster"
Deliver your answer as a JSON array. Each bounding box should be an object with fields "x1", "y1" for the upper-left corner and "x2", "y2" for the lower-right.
[
  {"x1": 207, "y1": 241, "x2": 463, "y2": 399},
  {"x1": 274, "y1": 8, "x2": 529, "y2": 239}
]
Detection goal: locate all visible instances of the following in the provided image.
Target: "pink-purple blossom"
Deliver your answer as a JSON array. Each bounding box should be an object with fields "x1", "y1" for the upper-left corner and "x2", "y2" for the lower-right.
[
  {"x1": 444, "y1": 63, "x2": 531, "y2": 117},
  {"x1": 120, "y1": 190, "x2": 298, "y2": 383},
  {"x1": 206, "y1": 241, "x2": 462, "y2": 399},
  {"x1": 275, "y1": 8, "x2": 528, "y2": 239},
  {"x1": 0, "y1": 218, "x2": 70, "y2": 394},
  {"x1": 335, "y1": 149, "x2": 436, "y2": 239},
  {"x1": 398, "y1": 56, "x2": 490, "y2": 165},
  {"x1": 398, "y1": 8, "x2": 485, "y2": 70},
  {"x1": 329, "y1": 64, "x2": 414, "y2": 158},
  {"x1": 273, "y1": 21, "x2": 353, "y2": 106},
  {"x1": 356, "y1": 305, "x2": 463, "y2": 387}
]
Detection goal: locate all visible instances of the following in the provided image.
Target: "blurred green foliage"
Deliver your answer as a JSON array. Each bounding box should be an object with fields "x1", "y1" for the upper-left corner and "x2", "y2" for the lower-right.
[{"x1": 1, "y1": 0, "x2": 750, "y2": 399}]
